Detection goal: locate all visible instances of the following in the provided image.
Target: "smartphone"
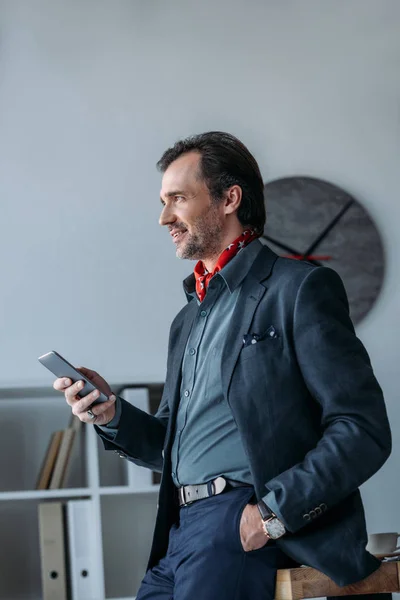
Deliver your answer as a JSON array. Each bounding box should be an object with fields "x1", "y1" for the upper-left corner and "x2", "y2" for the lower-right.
[{"x1": 38, "y1": 350, "x2": 109, "y2": 404}]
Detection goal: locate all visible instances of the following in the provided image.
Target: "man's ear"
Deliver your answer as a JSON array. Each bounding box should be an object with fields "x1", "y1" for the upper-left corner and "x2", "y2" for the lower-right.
[{"x1": 224, "y1": 185, "x2": 242, "y2": 215}]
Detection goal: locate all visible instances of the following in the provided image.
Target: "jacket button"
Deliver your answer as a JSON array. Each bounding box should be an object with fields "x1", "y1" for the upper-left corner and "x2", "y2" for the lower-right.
[
  {"x1": 309, "y1": 509, "x2": 317, "y2": 519},
  {"x1": 303, "y1": 513, "x2": 311, "y2": 521},
  {"x1": 319, "y1": 503, "x2": 327, "y2": 511},
  {"x1": 315, "y1": 506, "x2": 322, "y2": 516}
]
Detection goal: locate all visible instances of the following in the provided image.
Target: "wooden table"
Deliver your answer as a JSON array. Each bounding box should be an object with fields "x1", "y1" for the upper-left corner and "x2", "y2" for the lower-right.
[{"x1": 275, "y1": 561, "x2": 400, "y2": 599}]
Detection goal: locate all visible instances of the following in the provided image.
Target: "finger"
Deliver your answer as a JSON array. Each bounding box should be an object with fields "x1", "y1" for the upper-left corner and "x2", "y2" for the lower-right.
[
  {"x1": 90, "y1": 395, "x2": 117, "y2": 416},
  {"x1": 64, "y1": 379, "x2": 87, "y2": 404},
  {"x1": 76, "y1": 407, "x2": 98, "y2": 425},
  {"x1": 73, "y1": 388, "x2": 115, "y2": 414},
  {"x1": 78, "y1": 395, "x2": 116, "y2": 425},
  {"x1": 71, "y1": 387, "x2": 100, "y2": 412},
  {"x1": 53, "y1": 377, "x2": 72, "y2": 391}
]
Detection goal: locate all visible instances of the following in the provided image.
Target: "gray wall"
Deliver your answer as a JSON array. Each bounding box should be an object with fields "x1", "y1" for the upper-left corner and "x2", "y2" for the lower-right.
[{"x1": 1, "y1": 0, "x2": 399, "y2": 540}]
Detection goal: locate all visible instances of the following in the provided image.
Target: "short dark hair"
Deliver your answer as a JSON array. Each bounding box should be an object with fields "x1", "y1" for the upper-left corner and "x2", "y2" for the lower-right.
[{"x1": 156, "y1": 131, "x2": 266, "y2": 233}]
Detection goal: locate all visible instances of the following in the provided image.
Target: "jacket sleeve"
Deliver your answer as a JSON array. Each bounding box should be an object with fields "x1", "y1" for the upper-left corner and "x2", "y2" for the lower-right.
[
  {"x1": 262, "y1": 266, "x2": 391, "y2": 533},
  {"x1": 96, "y1": 386, "x2": 169, "y2": 472}
]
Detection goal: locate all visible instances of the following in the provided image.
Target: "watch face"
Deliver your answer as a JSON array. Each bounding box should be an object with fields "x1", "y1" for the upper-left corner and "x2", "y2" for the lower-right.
[
  {"x1": 262, "y1": 176, "x2": 385, "y2": 324},
  {"x1": 265, "y1": 518, "x2": 286, "y2": 539}
]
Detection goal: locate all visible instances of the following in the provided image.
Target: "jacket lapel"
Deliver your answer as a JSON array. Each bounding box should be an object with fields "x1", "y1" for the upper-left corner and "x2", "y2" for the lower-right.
[
  {"x1": 221, "y1": 245, "x2": 278, "y2": 398},
  {"x1": 166, "y1": 244, "x2": 278, "y2": 416}
]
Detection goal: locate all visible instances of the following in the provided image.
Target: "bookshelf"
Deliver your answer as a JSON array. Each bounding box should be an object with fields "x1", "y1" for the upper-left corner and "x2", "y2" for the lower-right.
[{"x1": 0, "y1": 383, "x2": 163, "y2": 600}]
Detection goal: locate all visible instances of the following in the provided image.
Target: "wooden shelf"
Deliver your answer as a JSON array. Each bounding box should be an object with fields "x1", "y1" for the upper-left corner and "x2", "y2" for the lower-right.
[
  {"x1": 100, "y1": 485, "x2": 160, "y2": 495},
  {"x1": 0, "y1": 488, "x2": 91, "y2": 502}
]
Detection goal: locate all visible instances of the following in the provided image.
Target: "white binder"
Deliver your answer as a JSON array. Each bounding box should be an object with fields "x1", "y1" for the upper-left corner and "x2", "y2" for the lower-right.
[
  {"x1": 66, "y1": 499, "x2": 102, "y2": 600},
  {"x1": 38, "y1": 502, "x2": 68, "y2": 600},
  {"x1": 122, "y1": 387, "x2": 154, "y2": 490}
]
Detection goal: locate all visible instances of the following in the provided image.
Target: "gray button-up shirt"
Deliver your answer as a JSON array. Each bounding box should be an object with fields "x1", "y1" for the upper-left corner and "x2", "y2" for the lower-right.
[{"x1": 171, "y1": 239, "x2": 263, "y2": 486}]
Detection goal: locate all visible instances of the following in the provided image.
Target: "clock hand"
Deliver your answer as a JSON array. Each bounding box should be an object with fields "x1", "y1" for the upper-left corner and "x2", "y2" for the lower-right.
[
  {"x1": 261, "y1": 236, "x2": 325, "y2": 266},
  {"x1": 301, "y1": 199, "x2": 354, "y2": 259},
  {"x1": 295, "y1": 257, "x2": 323, "y2": 267},
  {"x1": 261, "y1": 235, "x2": 301, "y2": 256}
]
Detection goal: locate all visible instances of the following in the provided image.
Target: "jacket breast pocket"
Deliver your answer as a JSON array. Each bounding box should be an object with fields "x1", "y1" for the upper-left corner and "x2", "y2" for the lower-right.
[{"x1": 239, "y1": 326, "x2": 283, "y2": 361}]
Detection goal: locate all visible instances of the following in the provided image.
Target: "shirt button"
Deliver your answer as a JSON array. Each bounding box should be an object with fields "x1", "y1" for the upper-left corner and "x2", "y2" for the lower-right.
[
  {"x1": 189, "y1": 348, "x2": 196, "y2": 356},
  {"x1": 200, "y1": 310, "x2": 207, "y2": 317},
  {"x1": 184, "y1": 390, "x2": 190, "y2": 397},
  {"x1": 172, "y1": 472, "x2": 176, "y2": 478}
]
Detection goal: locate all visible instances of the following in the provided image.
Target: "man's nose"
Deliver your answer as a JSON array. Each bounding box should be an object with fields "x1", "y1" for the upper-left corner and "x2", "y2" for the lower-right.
[{"x1": 159, "y1": 204, "x2": 175, "y2": 226}]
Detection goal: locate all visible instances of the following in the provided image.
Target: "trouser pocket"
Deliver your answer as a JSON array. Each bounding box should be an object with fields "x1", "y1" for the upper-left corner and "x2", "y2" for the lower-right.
[
  {"x1": 230, "y1": 487, "x2": 257, "y2": 553},
  {"x1": 232, "y1": 487, "x2": 272, "y2": 555}
]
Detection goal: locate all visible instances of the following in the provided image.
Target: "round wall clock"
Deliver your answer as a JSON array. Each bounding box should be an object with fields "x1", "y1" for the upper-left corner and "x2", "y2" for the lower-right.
[{"x1": 262, "y1": 176, "x2": 385, "y2": 324}]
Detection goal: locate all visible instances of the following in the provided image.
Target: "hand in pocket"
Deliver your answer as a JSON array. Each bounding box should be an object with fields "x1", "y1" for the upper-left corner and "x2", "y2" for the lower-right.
[{"x1": 239, "y1": 504, "x2": 269, "y2": 552}]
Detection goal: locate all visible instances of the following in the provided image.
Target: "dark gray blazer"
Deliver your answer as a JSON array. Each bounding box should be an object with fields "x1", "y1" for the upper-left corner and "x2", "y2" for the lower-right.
[{"x1": 98, "y1": 245, "x2": 391, "y2": 586}]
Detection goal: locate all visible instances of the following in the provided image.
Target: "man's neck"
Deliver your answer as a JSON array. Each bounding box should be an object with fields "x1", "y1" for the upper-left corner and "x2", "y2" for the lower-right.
[
  {"x1": 203, "y1": 255, "x2": 222, "y2": 273},
  {"x1": 202, "y1": 229, "x2": 247, "y2": 273}
]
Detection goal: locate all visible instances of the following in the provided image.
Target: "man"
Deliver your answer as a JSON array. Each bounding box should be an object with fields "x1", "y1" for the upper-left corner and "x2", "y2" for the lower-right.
[{"x1": 54, "y1": 131, "x2": 391, "y2": 600}]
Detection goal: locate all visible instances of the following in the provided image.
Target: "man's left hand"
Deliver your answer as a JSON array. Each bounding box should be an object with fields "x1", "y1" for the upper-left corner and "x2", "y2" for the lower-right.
[{"x1": 239, "y1": 504, "x2": 268, "y2": 552}]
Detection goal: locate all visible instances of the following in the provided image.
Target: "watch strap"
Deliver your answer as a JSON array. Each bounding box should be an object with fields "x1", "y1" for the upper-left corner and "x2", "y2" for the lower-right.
[{"x1": 257, "y1": 499, "x2": 274, "y2": 521}]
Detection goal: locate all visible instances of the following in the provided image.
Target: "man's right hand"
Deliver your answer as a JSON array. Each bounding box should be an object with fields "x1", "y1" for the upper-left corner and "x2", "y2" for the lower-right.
[{"x1": 53, "y1": 366, "x2": 116, "y2": 426}]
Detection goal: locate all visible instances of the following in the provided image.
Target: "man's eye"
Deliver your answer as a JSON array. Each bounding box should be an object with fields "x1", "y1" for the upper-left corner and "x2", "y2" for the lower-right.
[{"x1": 175, "y1": 196, "x2": 185, "y2": 201}]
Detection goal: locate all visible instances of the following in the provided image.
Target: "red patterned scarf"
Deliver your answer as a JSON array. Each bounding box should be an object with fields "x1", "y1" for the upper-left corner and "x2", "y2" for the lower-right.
[{"x1": 194, "y1": 229, "x2": 260, "y2": 302}]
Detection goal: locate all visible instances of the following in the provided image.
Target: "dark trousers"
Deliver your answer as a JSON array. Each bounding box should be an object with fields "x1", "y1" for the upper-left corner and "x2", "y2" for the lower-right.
[{"x1": 136, "y1": 486, "x2": 297, "y2": 600}]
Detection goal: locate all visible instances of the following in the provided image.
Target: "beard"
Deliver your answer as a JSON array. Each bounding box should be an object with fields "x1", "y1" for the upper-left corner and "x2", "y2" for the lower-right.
[{"x1": 176, "y1": 205, "x2": 224, "y2": 261}]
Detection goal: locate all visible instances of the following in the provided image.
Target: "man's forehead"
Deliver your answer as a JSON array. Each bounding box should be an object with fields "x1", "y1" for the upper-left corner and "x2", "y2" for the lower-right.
[{"x1": 160, "y1": 152, "x2": 201, "y2": 194}]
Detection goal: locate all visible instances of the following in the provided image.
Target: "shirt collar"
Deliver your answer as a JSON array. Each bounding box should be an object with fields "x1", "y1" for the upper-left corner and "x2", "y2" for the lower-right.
[{"x1": 183, "y1": 239, "x2": 264, "y2": 301}]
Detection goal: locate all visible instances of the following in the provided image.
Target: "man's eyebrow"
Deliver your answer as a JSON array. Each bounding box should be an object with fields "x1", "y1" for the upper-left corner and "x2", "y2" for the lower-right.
[{"x1": 160, "y1": 190, "x2": 186, "y2": 204}]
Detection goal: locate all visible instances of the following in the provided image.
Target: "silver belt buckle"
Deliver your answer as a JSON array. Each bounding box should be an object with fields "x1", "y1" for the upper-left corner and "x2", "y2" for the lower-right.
[
  {"x1": 179, "y1": 486, "x2": 187, "y2": 506},
  {"x1": 211, "y1": 476, "x2": 227, "y2": 495}
]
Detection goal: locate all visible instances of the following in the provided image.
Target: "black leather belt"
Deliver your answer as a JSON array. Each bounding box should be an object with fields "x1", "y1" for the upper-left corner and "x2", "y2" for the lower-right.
[{"x1": 177, "y1": 476, "x2": 251, "y2": 507}]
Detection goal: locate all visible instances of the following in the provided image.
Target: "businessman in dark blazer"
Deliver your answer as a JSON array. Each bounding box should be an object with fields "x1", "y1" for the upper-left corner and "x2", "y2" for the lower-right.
[{"x1": 54, "y1": 132, "x2": 391, "y2": 600}]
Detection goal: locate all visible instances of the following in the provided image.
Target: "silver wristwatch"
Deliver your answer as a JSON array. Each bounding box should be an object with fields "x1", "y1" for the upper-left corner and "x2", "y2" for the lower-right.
[{"x1": 257, "y1": 500, "x2": 286, "y2": 540}]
